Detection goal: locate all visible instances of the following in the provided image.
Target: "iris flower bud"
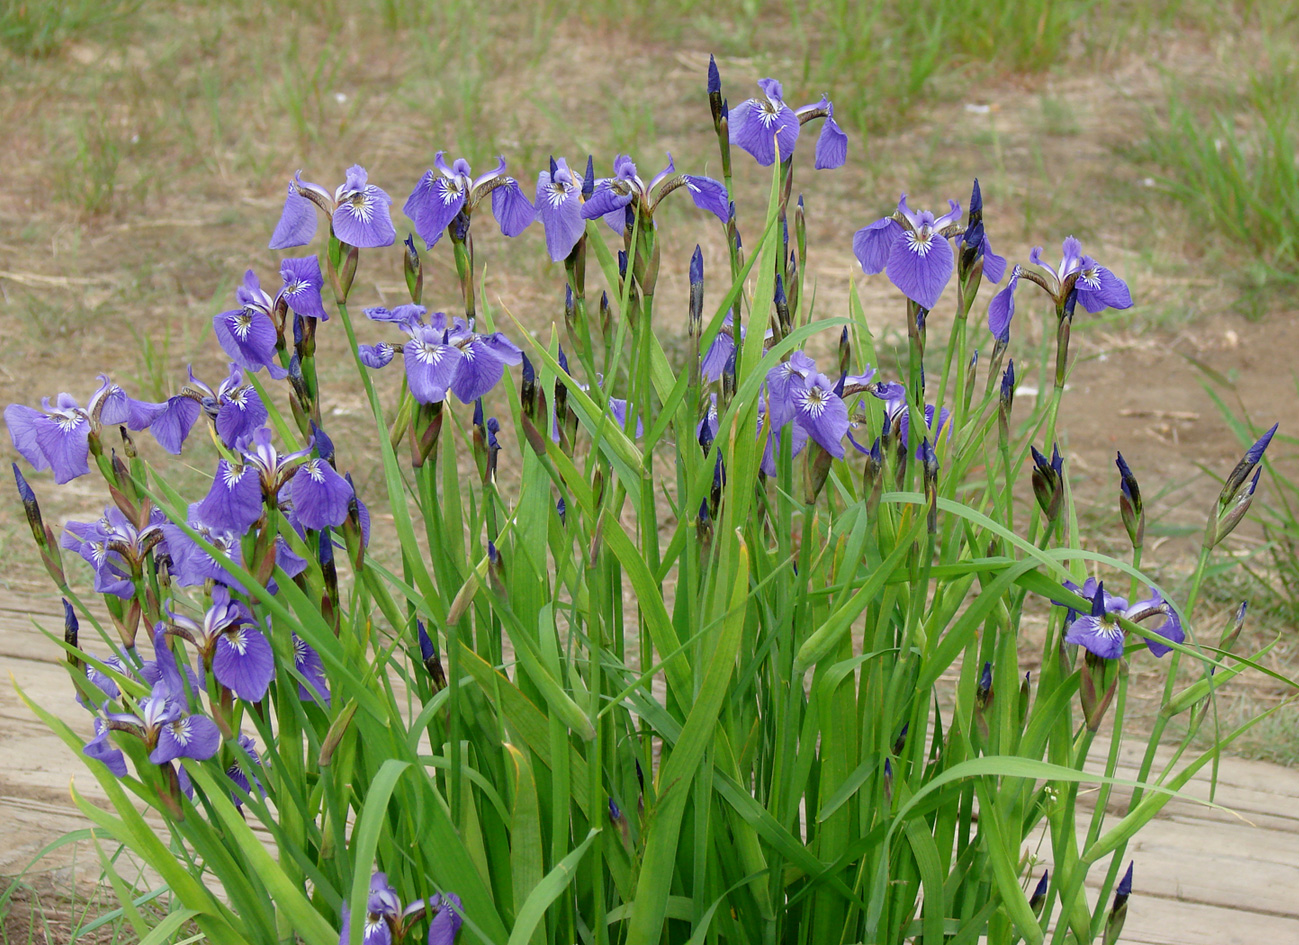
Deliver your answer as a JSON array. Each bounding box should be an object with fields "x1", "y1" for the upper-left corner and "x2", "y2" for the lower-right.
[
  {"x1": 1031, "y1": 444, "x2": 1064, "y2": 523},
  {"x1": 1029, "y1": 870, "x2": 1049, "y2": 914},
  {"x1": 403, "y1": 234, "x2": 423, "y2": 304},
  {"x1": 1116, "y1": 451, "x2": 1143, "y2": 548},
  {"x1": 1103, "y1": 862, "x2": 1133, "y2": 945}
]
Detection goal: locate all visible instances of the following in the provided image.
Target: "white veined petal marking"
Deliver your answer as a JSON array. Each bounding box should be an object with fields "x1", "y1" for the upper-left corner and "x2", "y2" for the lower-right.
[
  {"x1": 905, "y1": 227, "x2": 936, "y2": 257},
  {"x1": 346, "y1": 191, "x2": 375, "y2": 222},
  {"x1": 226, "y1": 628, "x2": 250, "y2": 655},
  {"x1": 231, "y1": 311, "x2": 255, "y2": 340},
  {"x1": 170, "y1": 718, "x2": 194, "y2": 746},
  {"x1": 545, "y1": 181, "x2": 572, "y2": 208},
  {"x1": 305, "y1": 459, "x2": 326, "y2": 483},
  {"x1": 1080, "y1": 267, "x2": 1102, "y2": 288},
  {"x1": 222, "y1": 463, "x2": 247, "y2": 488},
  {"x1": 798, "y1": 386, "x2": 829, "y2": 419},
  {"x1": 415, "y1": 341, "x2": 445, "y2": 365}
]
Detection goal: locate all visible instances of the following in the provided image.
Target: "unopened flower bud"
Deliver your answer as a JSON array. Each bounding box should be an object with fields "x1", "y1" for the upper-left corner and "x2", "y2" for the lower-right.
[
  {"x1": 1115, "y1": 451, "x2": 1143, "y2": 549},
  {"x1": 582, "y1": 155, "x2": 595, "y2": 200},
  {"x1": 1031, "y1": 444, "x2": 1064, "y2": 522},
  {"x1": 921, "y1": 436, "x2": 939, "y2": 532},
  {"x1": 520, "y1": 353, "x2": 537, "y2": 420},
  {"x1": 13, "y1": 462, "x2": 45, "y2": 547},
  {"x1": 1029, "y1": 870, "x2": 1049, "y2": 914},
  {"x1": 1103, "y1": 862, "x2": 1133, "y2": 945},
  {"x1": 689, "y1": 244, "x2": 704, "y2": 338},
  {"x1": 403, "y1": 234, "x2": 423, "y2": 304},
  {"x1": 707, "y1": 54, "x2": 724, "y2": 128},
  {"x1": 63, "y1": 598, "x2": 80, "y2": 668}
]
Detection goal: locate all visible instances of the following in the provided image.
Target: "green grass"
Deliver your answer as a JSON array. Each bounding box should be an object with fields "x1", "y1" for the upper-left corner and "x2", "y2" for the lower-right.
[{"x1": 1140, "y1": 24, "x2": 1299, "y2": 296}]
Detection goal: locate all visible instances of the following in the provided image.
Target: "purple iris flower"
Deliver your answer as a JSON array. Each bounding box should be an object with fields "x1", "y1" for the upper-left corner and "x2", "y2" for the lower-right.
[
  {"x1": 214, "y1": 271, "x2": 288, "y2": 380},
  {"x1": 279, "y1": 256, "x2": 329, "y2": 320},
  {"x1": 870, "y1": 383, "x2": 951, "y2": 456},
  {"x1": 358, "y1": 342, "x2": 395, "y2": 368},
  {"x1": 1031, "y1": 237, "x2": 1133, "y2": 314},
  {"x1": 160, "y1": 504, "x2": 246, "y2": 589},
  {"x1": 534, "y1": 156, "x2": 587, "y2": 261},
  {"x1": 757, "y1": 402, "x2": 810, "y2": 477},
  {"x1": 701, "y1": 310, "x2": 743, "y2": 383},
  {"x1": 427, "y1": 893, "x2": 463, "y2": 945},
  {"x1": 1002, "y1": 236, "x2": 1133, "y2": 315},
  {"x1": 762, "y1": 351, "x2": 850, "y2": 458},
  {"x1": 729, "y1": 79, "x2": 847, "y2": 169},
  {"x1": 582, "y1": 154, "x2": 728, "y2": 233},
  {"x1": 6, "y1": 376, "x2": 157, "y2": 484},
  {"x1": 404, "y1": 153, "x2": 533, "y2": 249},
  {"x1": 167, "y1": 587, "x2": 274, "y2": 702},
  {"x1": 338, "y1": 873, "x2": 458, "y2": 945},
  {"x1": 238, "y1": 426, "x2": 314, "y2": 501},
  {"x1": 62, "y1": 505, "x2": 167, "y2": 599},
  {"x1": 292, "y1": 633, "x2": 330, "y2": 706},
  {"x1": 145, "y1": 364, "x2": 267, "y2": 455},
  {"x1": 364, "y1": 308, "x2": 522, "y2": 405},
  {"x1": 101, "y1": 674, "x2": 221, "y2": 767},
  {"x1": 84, "y1": 718, "x2": 128, "y2": 776},
  {"x1": 291, "y1": 457, "x2": 355, "y2": 531},
  {"x1": 270, "y1": 166, "x2": 396, "y2": 250},
  {"x1": 226, "y1": 732, "x2": 264, "y2": 807},
  {"x1": 853, "y1": 195, "x2": 965, "y2": 310},
  {"x1": 1055, "y1": 579, "x2": 1184, "y2": 659}
]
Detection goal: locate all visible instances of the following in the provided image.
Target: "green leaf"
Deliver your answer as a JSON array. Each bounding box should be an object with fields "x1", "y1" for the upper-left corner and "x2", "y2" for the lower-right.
[{"x1": 506, "y1": 829, "x2": 599, "y2": 945}]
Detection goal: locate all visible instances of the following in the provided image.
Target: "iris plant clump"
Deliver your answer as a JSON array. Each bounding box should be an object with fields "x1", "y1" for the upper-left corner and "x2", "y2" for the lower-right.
[{"x1": 6, "y1": 55, "x2": 1288, "y2": 945}]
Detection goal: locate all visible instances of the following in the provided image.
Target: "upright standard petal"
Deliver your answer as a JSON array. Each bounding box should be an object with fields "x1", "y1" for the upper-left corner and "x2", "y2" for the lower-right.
[
  {"x1": 215, "y1": 386, "x2": 267, "y2": 448},
  {"x1": 853, "y1": 217, "x2": 901, "y2": 275}
]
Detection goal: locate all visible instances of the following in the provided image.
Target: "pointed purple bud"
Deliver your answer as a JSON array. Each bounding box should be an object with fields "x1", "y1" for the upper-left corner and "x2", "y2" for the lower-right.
[
  {"x1": 1000, "y1": 359, "x2": 1015, "y2": 407},
  {"x1": 63, "y1": 598, "x2": 79, "y2": 663},
  {"x1": 1029, "y1": 871, "x2": 1049, "y2": 911},
  {"x1": 1245, "y1": 422, "x2": 1278, "y2": 464},
  {"x1": 556, "y1": 496, "x2": 566, "y2": 525},
  {"x1": 707, "y1": 55, "x2": 721, "y2": 95},
  {"x1": 690, "y1": 244, "x2": 704, "y2": 286},
  {"x1": 549, "y1": 155, "x2": 559, "y2": 179},
  {"x1": 1114, "y1": 861, "x2": 1133, "y2": 909},
  {"x1": 310, "y1": 421, "x2": 335, "y2": 466},
  {"x1": 582, "y1": 156, "x2": 595, "y2": 199}
]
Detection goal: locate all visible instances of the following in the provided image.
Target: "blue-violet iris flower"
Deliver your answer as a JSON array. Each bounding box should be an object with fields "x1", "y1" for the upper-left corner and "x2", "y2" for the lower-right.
[
  {"x1": 404, "y1": 153, "x2": 533, "y2": 250},
  {"x1": 534, "y1": 156, "x2": 587, "y2": 261},
  {"x1": 729, "y1": 79, "x2": 847, "y2": 169},
  {"x1": 581, "y1": 154, "x2": 728, "y2": 233},
  {"x1": 1055, "y1": 578, "x2": 1184, "y2": 659},
  {"x1": 361, "y1": 306, "x2": 523, "y2": 405},
  {"x1": 271, "y1": 165, "x2": 396, "y2": 250},
  {"x1": 6, "y1": 377, "x2": 157, "y2": 484},
  {"x1": 853, "y1": 195, "x2": 968, "y2": 310},
  {"x1": 166, "y1": 587, "x2": 275, "y2": 702}
]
